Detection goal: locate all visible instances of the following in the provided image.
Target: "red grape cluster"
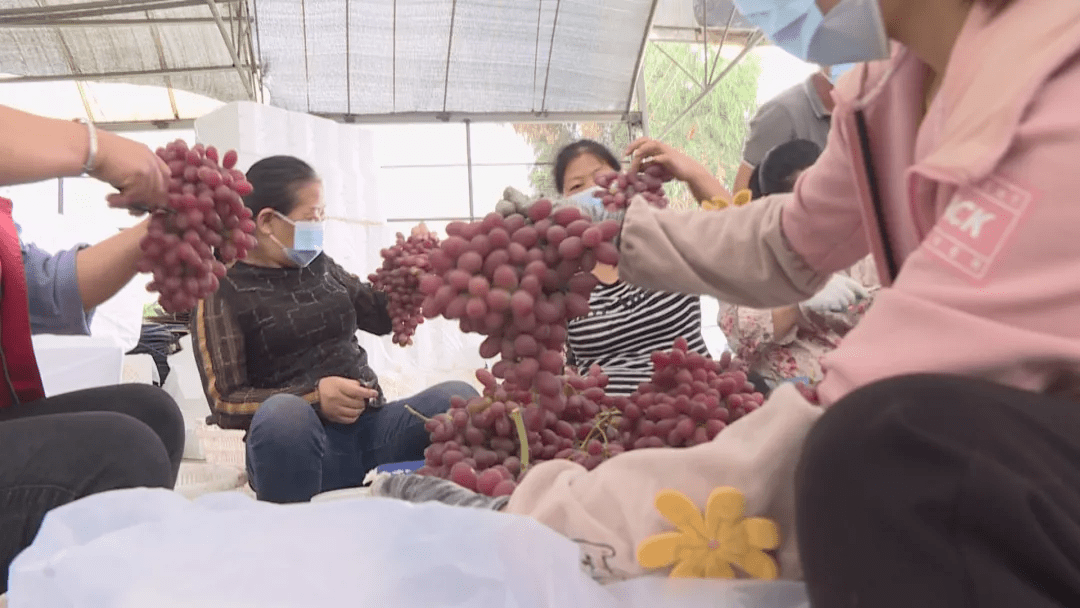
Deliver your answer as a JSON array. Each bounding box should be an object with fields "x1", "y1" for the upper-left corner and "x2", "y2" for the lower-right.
[
  {"x1": 417, "y1": 364, "x2": 627, "y2": 496},
  {"x1": 394, "y1": 197, "x2": 765, "y2": 497},
  {"x1": 139, "y1": 140, "x2": 256, "y2": 312},
  {"x1": 414, "y1": 337, "x2": 763, "y2": 497},
  {"x1": 368, "y1": 231, "x2": 441, "y2": 346},
  {"x1": 615, "y1": 337, "x2": 764, "y2": 449},
  {"x1": 419, "y1": 200, "x2": 620, "y2": 401},
  {"x1": 593, "y1": 165, "x2": 674, "y2": 211}
]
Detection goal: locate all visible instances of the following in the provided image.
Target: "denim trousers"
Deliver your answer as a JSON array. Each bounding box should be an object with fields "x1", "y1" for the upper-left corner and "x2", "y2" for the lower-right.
[{"x1": 245, "y1": 380, "x2": 478, "y2": 503}]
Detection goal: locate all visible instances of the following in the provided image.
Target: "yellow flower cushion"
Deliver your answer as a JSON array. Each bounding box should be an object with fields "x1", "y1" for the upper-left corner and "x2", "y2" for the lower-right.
[{"x1": 637, "y1": 487, "x2": 780, "y2": 579}]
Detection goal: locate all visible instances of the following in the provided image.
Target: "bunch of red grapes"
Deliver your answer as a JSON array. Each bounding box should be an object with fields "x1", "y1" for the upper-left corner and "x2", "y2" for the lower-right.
[
  {"x1": 593, "y1": 164, "x2": 674, "y2": 211},
  {"x1": 373, "y1": 193, "x2": 766, "y2": 498},
  {"x1": 418, "y1": 200, "x2": 620, "y2": 403},
  {"x1": 138, "y1": 140, "x2": 257, "y2": 312},
  {"x1": 368, "y1": 231, "x2": 441, "y2": 346},
  {"x1": 616, "y1": 338, "x2": 764, "y2": 449},
  {"x1": 416, "y1": 337, "x2": 763, "y2": 497}
]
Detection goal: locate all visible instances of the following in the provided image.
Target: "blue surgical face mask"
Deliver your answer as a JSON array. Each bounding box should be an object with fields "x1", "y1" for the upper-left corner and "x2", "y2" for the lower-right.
[
  {"x1": 273, "y1": 211, "x2": 324, "y2": 268},
  {"x1": 568, "y1": 187, "x2": 605, "y2": 212},
  {"x1": 734, "y1": 0, "x2": 890, "y2": 65},
  {"x1": 828, "y1": 63, "x2": 858, "y2": 82}
]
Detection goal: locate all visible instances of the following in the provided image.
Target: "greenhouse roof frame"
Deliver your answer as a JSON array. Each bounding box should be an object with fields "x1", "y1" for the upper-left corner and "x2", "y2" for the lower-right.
[
  {"x1": 0, "y1": 0, "x2": 761, "y2": 131},
  {"x1": 0, "y1": 0, "x2": 261, "y2": 123}
]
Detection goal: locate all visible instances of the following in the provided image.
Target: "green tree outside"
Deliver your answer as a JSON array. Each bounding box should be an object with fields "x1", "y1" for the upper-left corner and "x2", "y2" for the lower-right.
[{"x1": 515, "y1": 43, "x2": 762, "y2": 209}]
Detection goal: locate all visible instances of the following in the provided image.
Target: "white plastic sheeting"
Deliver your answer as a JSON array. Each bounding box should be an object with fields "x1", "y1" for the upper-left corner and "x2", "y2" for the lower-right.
[
  {"x1": 7, "y1": 486, "x2": 811, "y2": 607},
  {"x1": 31, "y1": 335, "x2": 123, "y2": 397},
  {"x1": 253, "y1": 0, "x2": 657, "y2": 119}
]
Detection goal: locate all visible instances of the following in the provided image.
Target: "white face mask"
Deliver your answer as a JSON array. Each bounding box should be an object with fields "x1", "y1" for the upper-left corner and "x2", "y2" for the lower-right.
[
  {"x1": 735, "y1": 0, "x2": 890, "y2": 65},
  {"x1": 271, "y1": 211, "x2": 324, "y2": 267}
]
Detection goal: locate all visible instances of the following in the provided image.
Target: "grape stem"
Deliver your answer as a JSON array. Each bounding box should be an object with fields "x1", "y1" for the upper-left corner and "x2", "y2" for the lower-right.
[
  {"x1": 402, "y1": 404, "x2": 432, "y2": 423},
  {"x1": 579, "y1": 409, "x2": 616, "y2": 449},
  {"x1": 510, "y1": 408, "x2": 530, "y2": 473}
]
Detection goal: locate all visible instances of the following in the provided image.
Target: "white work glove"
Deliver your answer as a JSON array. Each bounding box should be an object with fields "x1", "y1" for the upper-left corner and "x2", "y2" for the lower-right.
[{"x1": 799, "y1": 274, "x2": 868, "y2": 314}]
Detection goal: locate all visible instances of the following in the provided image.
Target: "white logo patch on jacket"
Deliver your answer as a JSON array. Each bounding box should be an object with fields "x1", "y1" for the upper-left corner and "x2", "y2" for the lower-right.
[{"x1": 925, "y1": 175, "x2": 1034, "y2": 281}]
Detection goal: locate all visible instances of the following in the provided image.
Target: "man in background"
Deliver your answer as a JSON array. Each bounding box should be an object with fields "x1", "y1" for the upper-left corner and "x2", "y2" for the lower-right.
[{"x1": 733, "y1": 64, "x2": 853, "y2": 194}]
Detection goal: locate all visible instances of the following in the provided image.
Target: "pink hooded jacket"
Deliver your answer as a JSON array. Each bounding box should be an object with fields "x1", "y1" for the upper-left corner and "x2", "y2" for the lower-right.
[
  {"x1": 507, "y1": 0, "x2": 1080, "y2": 581},
  {"x1": 622, "y1": 0, "x2": 1080, "y2": 406}
]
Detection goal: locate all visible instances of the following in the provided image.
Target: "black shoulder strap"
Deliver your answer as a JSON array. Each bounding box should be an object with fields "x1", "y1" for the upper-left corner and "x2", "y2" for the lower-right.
[{"x1": 854, "y1": 110, "x2": 900, "y2": 282}]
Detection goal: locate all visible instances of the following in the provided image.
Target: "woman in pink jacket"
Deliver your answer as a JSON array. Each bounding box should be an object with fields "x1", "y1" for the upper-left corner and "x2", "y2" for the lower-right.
[
  {"x1": 377, "y1": 0, "x2": 1080, "y2": 602},
  {"x1": 513, "y1": 0, "x2": 1080, "y2": 602}
]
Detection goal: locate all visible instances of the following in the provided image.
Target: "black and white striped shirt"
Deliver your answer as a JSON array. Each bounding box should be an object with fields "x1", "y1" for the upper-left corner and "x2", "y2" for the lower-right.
[{"x1": 567, "y1": 281, "x2": 710, "y2": 395}]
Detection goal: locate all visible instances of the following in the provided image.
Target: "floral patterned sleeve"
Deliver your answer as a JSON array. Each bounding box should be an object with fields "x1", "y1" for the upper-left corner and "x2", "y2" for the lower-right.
[
  {"x1": 717, "y1": 254, "x2": 882, "y2": 387},
  {"x1": 719, "y1": 303, "x2": 819, "y2": 385}
]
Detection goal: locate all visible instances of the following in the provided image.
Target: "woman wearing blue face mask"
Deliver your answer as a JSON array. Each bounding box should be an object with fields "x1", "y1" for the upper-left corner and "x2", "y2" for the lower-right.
[
  {"x1": 190, "y1": 155, "x2": 478, "y2": 503},
  {"x1": 551, "y1": 140, "x2": 725, "y2": 395}
]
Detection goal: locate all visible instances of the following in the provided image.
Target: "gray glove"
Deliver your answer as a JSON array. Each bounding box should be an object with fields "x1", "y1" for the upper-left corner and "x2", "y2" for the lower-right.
[
  {"x1": 369, "y1": 473, "x2": 510, "y2": 510},
  {"x1": 495, "y1": 186, "x2": 627, "y2": 225},
  {"x1": 494, "y1": 186, "x2": 534, "y2": 217}
]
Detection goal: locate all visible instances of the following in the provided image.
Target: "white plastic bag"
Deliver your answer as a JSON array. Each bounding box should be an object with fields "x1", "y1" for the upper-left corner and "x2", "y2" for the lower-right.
[{"x1": 8, "y1": 489, "x2": 620, "y2": 608}]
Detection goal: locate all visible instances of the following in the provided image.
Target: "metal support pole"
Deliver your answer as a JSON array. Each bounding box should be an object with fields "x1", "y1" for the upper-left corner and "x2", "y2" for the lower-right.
[
  {"x1": 204, "y1": 0, "x2": 255, "y2": 100},
  {"x1": 702, "y1": 0, "x2": 708, "y2": 92},
  {"x1": 625, "y1": 0, "x2": 661, "y2": 114},
  {"x1": 652, "y1": 42, "x2": 701, "y2": 88},
  {"x1": 0, "y1": 17, "x2": 223, "y2": 27},
  {"x1": 57, "y1": 178, "x2": 64, "y2": 215},
  {"x1": 315, "y1": 110, "x2": 640, "y2": 124},
  {"x1": 654, "y1": 32, "x2": 763, "y2": 141},
  {"x1": 0, "y1": 65, "x2": 242, "y2": 83},
  {"x1": 636, "y1": 66, "x2": 650, "y2": 137},
  {"x1": 442, "y1": 0, "x2": 459, "y2": 113},
  {"x1": 465, "y1": 119, "x2": 475, "y2": 221},
  {"x1": 709, "y1": 7, "x2": 739, "y2": 84}
]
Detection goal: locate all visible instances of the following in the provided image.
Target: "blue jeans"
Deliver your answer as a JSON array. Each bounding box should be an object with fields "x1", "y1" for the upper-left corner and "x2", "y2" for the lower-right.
[{"x1": 245, "y1": 381, "x2": 477, "y2": 503}]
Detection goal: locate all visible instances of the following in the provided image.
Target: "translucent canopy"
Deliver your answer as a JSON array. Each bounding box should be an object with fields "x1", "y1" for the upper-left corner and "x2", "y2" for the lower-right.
[
  {"x1": 0, "y1": 0, "x2": 764, "y2": 125},
  {"x1": 0, "y1": 0, "x2": 257, "y2": 123},
  {"x1": 253, "y1": 0, "x2": 658, "y2": 122}
]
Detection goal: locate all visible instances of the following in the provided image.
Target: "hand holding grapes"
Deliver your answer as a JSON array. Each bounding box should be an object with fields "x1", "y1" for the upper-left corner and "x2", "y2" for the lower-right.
[
  {"x1": 137, "y1": 140, "x2": 256, "y2": 312},
  {"x1": 317, "y1": 376, "x2": 376, "y2": 424},
  {"x1": 625, "y1": 137, "x2": 732, "y2": 205},
  {"x1": 91, "y1": 129, "x2": 173, "y2": 210},
  {"x1": 625, "y1": 137, "x2": 707, "y2": 184}
]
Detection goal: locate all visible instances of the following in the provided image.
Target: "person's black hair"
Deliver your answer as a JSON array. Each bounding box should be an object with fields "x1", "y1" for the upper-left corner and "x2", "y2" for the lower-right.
[
  {"x1": 757, "y1": 139, "x2": 822, "y2": 197},
  {"x1": 747, "y1": 165, "x2": 763, "y2": 200},
  {"x1": 553, "y1": 139, "x2": 621, "y2": 194},
  {"x1": 243, "y1": 155, "x2": 320, "y2": 217}
]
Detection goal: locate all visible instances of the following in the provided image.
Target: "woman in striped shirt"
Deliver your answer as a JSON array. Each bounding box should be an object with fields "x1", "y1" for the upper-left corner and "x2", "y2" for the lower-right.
[{"x1": 554, "y1": 140, "x2": 711, "y2": 395}]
